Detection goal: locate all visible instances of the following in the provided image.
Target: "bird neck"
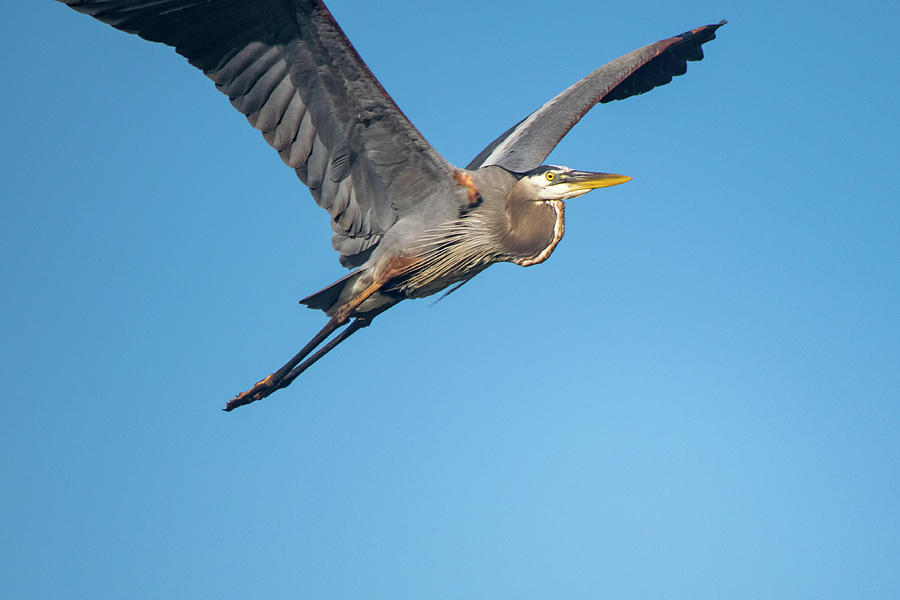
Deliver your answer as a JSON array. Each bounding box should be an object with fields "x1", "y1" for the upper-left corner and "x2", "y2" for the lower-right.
[{"x1": 502, "y1": 185, "x2": 566, "y2": 267}]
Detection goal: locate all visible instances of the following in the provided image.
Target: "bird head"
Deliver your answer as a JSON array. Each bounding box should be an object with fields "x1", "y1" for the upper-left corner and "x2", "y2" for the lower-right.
[{"x1": 524, "y1": 165, "x2": 631, "y2": 201}]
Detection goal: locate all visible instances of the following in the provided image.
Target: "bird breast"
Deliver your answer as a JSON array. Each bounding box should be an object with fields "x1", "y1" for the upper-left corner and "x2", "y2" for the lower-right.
[
  {"x1": 503, "y1": 200, "x2": 566, "y2": 267},
  {"x1": 386, "y1": 172, "x2": 566, "y2": 298}
]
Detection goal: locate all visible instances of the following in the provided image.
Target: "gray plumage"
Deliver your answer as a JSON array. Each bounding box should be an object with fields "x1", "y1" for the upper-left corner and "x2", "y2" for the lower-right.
[
  {"x1": 63, "y1": 0, "x2": 466, "y2": 268},
  {"x1": 56, "y1": 0, "x2": 725, "y2": 410}
]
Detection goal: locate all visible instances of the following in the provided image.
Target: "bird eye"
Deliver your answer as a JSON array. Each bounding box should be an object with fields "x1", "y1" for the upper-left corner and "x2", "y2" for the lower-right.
[{"x1": 545, "y1": 172, "x2": 555, "y2": 181}]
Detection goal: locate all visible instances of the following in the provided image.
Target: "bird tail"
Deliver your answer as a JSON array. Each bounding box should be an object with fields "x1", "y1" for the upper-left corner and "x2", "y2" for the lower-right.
[{"x1": 299, "y1": 270, "x2": 364, "y2": 314}]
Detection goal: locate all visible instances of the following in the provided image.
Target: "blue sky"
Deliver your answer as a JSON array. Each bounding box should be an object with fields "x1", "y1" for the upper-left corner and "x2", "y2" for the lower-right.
[{"x1": 3, "y1": 1, "x2": 898, "y2": 598}]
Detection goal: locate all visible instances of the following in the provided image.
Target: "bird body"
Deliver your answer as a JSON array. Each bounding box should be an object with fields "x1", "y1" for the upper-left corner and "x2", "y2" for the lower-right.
[
  {"x1": 380, "y1": 166, "x2": 559, "y2": 297},
  {"x1": 55, "y1": 0, "x2": 725, "y2": 410},
  {"x1": 304, "y1": 165, "x2": 618, "y2": 315}
]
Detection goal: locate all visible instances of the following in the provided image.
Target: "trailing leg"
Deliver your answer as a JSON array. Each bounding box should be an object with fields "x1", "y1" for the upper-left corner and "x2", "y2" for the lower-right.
[{"x1": 224, "y1": 277, "x2": 388, "y2": 411}]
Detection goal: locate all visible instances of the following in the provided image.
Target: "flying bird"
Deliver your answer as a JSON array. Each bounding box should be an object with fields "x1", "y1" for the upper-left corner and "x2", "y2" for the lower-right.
[{"x1": 57, "y1": 0, "x2": 725, "y2": 411}]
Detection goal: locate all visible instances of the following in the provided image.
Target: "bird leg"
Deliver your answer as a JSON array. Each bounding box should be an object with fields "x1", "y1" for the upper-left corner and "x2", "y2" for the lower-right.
[
  {"x1": 224, "y1": 277, "x2": 387, "y2": 411},
  {"x1": 224, "y1": 316, "x2": 373, "y2": 412},
  {"x1": 223, "y1": 316, "x2": 344, "y2": 411},
  {"x1": 274, "y1": 316, "x2": 372, "y2": 391}
]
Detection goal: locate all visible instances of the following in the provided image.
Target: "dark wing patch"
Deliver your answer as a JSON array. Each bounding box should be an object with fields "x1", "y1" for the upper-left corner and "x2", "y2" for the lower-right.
[
  {"x1": 61, "y1": 0, "x2": 458, "y2": 267},
  {"x1": 470, "y1": 21, "x2": 726, "y2": 173},
  {"x1": 600, "y1": 22, "x2": 723, "y2": 103}
]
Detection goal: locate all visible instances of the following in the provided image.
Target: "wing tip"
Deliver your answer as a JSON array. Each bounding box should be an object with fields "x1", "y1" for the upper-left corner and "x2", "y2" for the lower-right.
[{"x1": 679, "y1": 19, "x2": 728, "y2": 44}]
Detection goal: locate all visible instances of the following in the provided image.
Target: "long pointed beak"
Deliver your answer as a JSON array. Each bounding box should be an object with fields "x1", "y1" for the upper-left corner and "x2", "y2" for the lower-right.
[{"x1": 565, "y1": 170, "x2": 632, "y2": 190}]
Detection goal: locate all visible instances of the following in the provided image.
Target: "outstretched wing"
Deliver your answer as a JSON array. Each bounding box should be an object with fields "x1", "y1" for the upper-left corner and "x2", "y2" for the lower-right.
[
  {"x1": 467, "y1": 21, "x2": 726, "y2": 173},
  {"x1": 60, "y1": 0, "x2": 458, "y2": 267}
]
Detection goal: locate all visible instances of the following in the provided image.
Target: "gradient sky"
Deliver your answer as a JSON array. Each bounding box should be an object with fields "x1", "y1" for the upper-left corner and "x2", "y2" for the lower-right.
[{"x1": 3, "y1": 1, "x2": 899, "y2": 598}]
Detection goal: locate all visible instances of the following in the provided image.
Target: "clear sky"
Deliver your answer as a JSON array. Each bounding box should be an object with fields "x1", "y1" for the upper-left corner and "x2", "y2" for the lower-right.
[{"x1": 3, "y1": 1, "x2": 898, "y2": 598}]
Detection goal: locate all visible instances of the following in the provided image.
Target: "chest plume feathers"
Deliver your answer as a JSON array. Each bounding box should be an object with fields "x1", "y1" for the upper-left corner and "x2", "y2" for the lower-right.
[{"x1": 503, "y1": 180, "x2": 566, "y2": 266}]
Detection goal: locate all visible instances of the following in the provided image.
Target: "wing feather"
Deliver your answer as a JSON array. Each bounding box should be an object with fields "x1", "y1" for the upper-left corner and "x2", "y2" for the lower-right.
[
  {"x1": 60, "y1": 0, "x2": 459, "y2": 267},
  {"x1": 469, "y1": 21, "x2": 725, "y2": 172}
]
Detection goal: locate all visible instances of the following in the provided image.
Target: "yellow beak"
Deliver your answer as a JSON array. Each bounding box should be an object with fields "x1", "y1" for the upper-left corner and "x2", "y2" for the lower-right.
[{"x1": 565, "y1": 170, "x2": 632, "y2": 190}]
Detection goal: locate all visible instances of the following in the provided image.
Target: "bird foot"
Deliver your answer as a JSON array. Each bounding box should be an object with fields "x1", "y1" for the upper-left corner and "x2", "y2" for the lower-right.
[{"x1": 225, "y1": 374, "x2": 279, "y2": 411}]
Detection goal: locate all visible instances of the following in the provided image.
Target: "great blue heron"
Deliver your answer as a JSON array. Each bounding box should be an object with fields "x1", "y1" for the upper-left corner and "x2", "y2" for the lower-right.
[{"x1": 57, "y1": 1, "x2": 725, "y2": 411}]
